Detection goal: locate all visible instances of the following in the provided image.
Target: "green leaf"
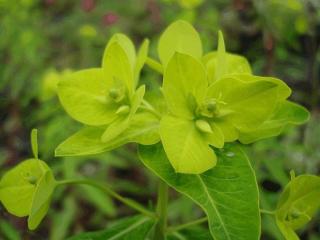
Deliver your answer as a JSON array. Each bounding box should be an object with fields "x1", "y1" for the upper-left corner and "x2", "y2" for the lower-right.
[
  {"x1": 207, "y1": 75, "x2": 279, "y2": 130},
  {"x1": 158, "y1": 20, "x2": 202, "y2": 66},
  {"x1": 163, "y1": 52, "x2": 207, "y2": 119},
  {"x1": 106, "y1": 33, "x2": 136, "y2": 71},
  {"x1": 139, "y1": 143, "x2": 261, "y2": 240},
  {"x1": 67, "y1": 215, "x2": 155, "y2": 240},
  {"x1": 102, "y1": 41, "x2": 134, "y2": 96},
  {"x1": 160, "y1": 115, "x2": 217, "y2": 174},
  {"x1": 0, "y1": 159, "x2": 56, "y2": 230},
  {"x1": 101, "y1": 85, "x2": 145, "y2": 142},
  {"x1": 55, "y1": 112, "x2": 160, "y2": 157},
  {"x1": 58, "y1": 68, "x2": 118, "y2": 126},
  {"x1": 203, "y1": 52, "x2": 252, "y2": 84},
  {"x1": 134, "y1": 39, "x2": 149, "y2": 85},
  {"x1": 31, "y1": 128, "x2": 38, "y2": 159},
  {"x1": 276, "y1": 175, "x2": 320, "y2": 240},
  {"x1": 239, "y1": 101, "x2": 310, "y2": 144}
]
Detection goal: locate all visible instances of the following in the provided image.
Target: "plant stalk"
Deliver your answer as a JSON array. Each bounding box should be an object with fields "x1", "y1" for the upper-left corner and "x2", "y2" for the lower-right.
[
  {"x1": 154, "y1": 180, "x2": 168, "y2": 240},
  {"x1": 141, "y1": 99, "x2": 162, "y2": 119},
  {"x1": 146, "y1": 57, "x2": 163, "y2": 74},
  {"x1": 260, "y1": 209, "x2": 275, "y2": 215}
]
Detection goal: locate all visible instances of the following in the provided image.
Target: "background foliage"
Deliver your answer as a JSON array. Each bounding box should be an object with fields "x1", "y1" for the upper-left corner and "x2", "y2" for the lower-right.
[{"x1": 0, "y1": 0, "x2": 319, "y2": 239}]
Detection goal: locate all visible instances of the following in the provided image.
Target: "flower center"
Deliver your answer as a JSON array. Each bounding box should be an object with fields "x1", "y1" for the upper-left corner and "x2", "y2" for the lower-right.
[
  {"x1": 24, "y1": 172, "x2": 38, "y2": 185},
  {"x1": 198, "y1": 98, "x2": 219, "y2": 118},
  {"x1": 108, "y1": 88, "x2": 124, "y2": 103}
]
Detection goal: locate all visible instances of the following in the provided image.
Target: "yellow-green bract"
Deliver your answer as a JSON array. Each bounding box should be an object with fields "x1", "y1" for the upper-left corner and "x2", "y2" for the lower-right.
[
  {"x1": 57, "y1": 34, "x2": 149, "y2": 143},
  {"x1": 0, "y1": 129, "x2": 56, "y2": 230},
  {"x1": 0, "y1": 159, "x2": 56, "y2": 230},
  {"x1": 158, "y1": 21, "x2": 309, "y2": 174},
  {"x1": 56, "y1": 20, "x2": 309, "y2": 175}
]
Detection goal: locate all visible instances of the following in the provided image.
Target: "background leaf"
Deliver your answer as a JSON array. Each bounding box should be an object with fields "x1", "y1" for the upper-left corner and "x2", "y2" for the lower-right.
[
  {"x1": 67, "y1": 215, "x2": 155, "y2": 240},
  {"x1": 168, "y1": 226, "x2": 213, "y2": 240}
]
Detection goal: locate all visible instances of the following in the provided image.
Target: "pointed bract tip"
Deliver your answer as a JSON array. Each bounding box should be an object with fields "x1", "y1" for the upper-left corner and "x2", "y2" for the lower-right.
[
  {"x1": 290, "y1": 170, "x2": 296, "y2": 180},
  {"x1": 31, "y1": 129, "x2": 39, "y2": 159},
  {"x1": 217, "y1": 30, "x2": 226, "y2": 53}
]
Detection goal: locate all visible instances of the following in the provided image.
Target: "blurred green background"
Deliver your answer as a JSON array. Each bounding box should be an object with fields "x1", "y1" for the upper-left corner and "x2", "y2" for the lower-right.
[{"x1": 0, "y1": 0, "x2": 319, "y2": 239}]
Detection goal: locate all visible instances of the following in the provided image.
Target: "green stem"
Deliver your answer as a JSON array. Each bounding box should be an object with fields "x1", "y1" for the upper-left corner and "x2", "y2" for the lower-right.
[
  {"x1": 154, "y1": 180, "x2": 168, "y2": 240},
  {"x1": 58, "y1": 179, "x2": 156, "y2": 219},
  {"x1": 146, "y1": 57, "x2": 163, "y2": 74},
  {"x1": 141, "y1": 99, "x2": 162, "y2": 119},
  {"x1": 260, "y1": 209, "x2": 275, "y2": 215},
  {"x1": 167, "y1": 217, "x2": 207, "y2": 234}
]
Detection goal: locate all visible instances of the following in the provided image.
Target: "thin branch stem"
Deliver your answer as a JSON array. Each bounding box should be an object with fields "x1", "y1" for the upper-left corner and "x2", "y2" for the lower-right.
[
  {"x1": 58, "y1": 179, "x2": 156, "y2": 219},
  {"x1": 141, "y1": 99, "x2": 162, "y2": 119},
  {"x1": 146, "y1": 57, "x2": 163, "y2": 74},
  {"x1": 154, "y1": 180, "x2": 168, "y2": 240},
  {"x1": 166, "y1": 217, "x2": 207, "y2": 234},
  {"x1": 260, "y1": 209, "x2": 275, "y2": 215}
]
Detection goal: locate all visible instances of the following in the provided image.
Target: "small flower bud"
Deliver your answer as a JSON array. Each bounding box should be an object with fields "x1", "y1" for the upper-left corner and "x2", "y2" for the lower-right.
[
  {"x1": 195, "y1": 119, "x2": 213, "y2": 133},
  {"x1": 27, "y1": 175, "x2": 38, "y2": 185},
  {"x1": 198, "y1": 98, "x2": 219, "y2": 118},
  {"x1": 206, "y1": 100, "x2": 217, "y2": 112},
  {"x1": 116, "y1": 105, "x2": 130, "y2": 115},
  {"x1": 109, "y1": 88, "x2": 124, "y2": 103},
  {"x1": 109, "y1": 88, "x2": 120, "y2": 99}
]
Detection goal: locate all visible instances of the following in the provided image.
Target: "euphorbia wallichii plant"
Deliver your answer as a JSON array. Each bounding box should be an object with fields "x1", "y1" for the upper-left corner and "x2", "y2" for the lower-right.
[{"x1": 0, "y1": 20, "x2": 319, "y2": 240}]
